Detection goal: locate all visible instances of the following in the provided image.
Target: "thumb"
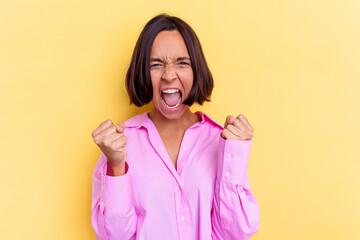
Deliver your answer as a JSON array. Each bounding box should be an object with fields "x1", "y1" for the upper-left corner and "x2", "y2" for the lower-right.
[{"x1": 116, "y1": 122, "x2": 125, "y2": 133}]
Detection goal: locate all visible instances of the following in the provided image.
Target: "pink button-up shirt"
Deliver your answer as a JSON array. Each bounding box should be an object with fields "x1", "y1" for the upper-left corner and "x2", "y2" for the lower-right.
[{"x1": 92, "y1": 111, "x2": 260, "y2": 240}]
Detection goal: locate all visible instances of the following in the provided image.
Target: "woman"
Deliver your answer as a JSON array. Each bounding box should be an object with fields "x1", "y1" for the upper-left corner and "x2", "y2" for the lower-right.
[{"x1": 91, "y1": 14, "x2": 260, "y2": 240}]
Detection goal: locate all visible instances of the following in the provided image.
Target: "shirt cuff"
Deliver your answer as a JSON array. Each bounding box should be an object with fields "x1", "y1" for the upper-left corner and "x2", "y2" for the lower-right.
[
  {"x1": 217, "y1": 136, "x2": 252, "y2": 186},
  {"x1": 101, "y1": 161, "x2": 134, "y2": 215}
]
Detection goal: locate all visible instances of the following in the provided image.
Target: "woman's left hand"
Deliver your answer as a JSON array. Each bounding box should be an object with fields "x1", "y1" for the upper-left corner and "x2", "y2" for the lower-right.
[{"x1": 221, "y1": 114, "x2": 254, "y2": 141}]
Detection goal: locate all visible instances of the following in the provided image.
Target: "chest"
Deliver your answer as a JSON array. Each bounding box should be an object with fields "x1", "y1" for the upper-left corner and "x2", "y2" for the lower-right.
[
  {"x1": 125, "y1": 125, "x2": 220, "y2": 211},
  {"x1": 126, "y1": 130, "x2": 219, "y2": 214},
  {"x1": 159, "y1": 130, "x2": 184, "y2": 170}
]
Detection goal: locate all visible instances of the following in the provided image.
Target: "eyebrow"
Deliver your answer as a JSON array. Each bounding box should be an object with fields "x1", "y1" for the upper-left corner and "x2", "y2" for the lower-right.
[{"x1": 150, "y1": 57, "x2": 191, "y2": 62}]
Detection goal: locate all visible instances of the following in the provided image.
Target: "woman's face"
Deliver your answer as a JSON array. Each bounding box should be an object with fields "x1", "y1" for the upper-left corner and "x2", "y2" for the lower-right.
[{"x1": 149, "y1": 30, "x2": 194, "y2": 120}]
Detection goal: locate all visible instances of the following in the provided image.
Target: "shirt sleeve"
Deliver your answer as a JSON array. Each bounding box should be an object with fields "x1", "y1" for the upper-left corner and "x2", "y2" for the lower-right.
[
  {"x1": 211, "y1": 137, "x2": 260, "y2": 240},
  {"x1": 91, "y1": 152, "x2": 137, "y2": 240}
]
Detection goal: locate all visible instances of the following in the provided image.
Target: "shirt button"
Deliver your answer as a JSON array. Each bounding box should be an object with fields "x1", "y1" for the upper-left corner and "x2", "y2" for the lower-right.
[
  {"x1": 227, "y1": 153, "x2": 232, "y2": 158},
  {"x1": 225, "y1": 172, "x2": 231, "y2": 178},
  {"x1": 180, "y1": 216, "x2": 186, "y2": 221}
]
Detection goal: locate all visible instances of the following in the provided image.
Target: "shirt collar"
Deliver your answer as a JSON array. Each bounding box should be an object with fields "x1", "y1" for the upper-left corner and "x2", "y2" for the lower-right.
[{"x1": 124, "y1": 111, "x2": 223, "y2": 130}]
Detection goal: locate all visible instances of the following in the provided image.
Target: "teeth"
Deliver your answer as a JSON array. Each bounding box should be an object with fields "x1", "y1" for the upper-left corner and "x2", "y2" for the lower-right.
[
  {"x1": 162, "y1": 89, "x2": 179, "y2": 94},
  {"x1": 161, "y1": 95, "x2": 182, "y2": 109}
]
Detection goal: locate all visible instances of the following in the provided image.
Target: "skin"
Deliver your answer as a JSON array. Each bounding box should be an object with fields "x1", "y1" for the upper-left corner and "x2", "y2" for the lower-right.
[
  {"x1": 91, "y1": 30, "x2": 254, "y2": 176},
  {"x1": 148, "y1": 30, "x2": 199, "y2": 169},
  {"x1": 149, "y1": 30, "x2": 195, "y2": 122}
]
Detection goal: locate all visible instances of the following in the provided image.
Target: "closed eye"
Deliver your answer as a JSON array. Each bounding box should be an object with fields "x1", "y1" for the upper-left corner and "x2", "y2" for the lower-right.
[
  {"x1": 150, "y1": 63, "x2": 162, "y2": 68},
  {"x1": 177, "y1": 61, "x2": 191, "y2": 67}
]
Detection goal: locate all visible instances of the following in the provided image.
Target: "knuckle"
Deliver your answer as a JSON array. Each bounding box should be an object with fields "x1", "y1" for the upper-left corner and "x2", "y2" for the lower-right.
[
  {"x1": 103, "y1": 139, "x2": 111, "y2": 147},
  {"x1": 109, "y1": 144, "x2": 116, "y2": 151},
  {"x1": 246, "y1": 133, "x2": 252, "y2": 139},
  {"x1": 106, "y1": 126, "x2": 115, "y2": 135},
  {"x1": 240, "y1": 131, "x2": 247, "y2": 137},
  {"x1": 100, "y1": 120, "x2": 109, "y2": 128},
  {"x1": 111, "y1": 141, "x2": 121, "y2": 151}
]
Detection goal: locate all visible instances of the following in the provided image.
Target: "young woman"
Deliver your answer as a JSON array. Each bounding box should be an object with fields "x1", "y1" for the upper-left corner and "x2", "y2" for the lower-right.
[{"x1": 91, "y1": 14, "x2": 260, "y2": 240}]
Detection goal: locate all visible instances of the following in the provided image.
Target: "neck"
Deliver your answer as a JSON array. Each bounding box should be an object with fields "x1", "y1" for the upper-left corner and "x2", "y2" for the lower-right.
[{"x1": 148, "y1": 107, "x2": 200, "y2": 132}]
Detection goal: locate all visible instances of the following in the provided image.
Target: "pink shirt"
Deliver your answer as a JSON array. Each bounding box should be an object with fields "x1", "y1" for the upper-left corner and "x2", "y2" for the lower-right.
[{"x1": 92, "y1": 111, "x2": 260, "y2": 240}]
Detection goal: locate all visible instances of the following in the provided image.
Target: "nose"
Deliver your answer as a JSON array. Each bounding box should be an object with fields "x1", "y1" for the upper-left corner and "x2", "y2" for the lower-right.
[{"x1": 161, "y1": 64, "x2": 177, "y2": 82}]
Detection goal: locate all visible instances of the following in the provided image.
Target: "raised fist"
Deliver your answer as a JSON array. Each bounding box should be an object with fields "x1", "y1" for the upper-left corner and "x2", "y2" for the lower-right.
[
  {"x1": 221, "y1": 114, "x2": 254, "y2": 141},
  {"x1": 92, "y1": 120, "x2": 127, "y2": 176}
]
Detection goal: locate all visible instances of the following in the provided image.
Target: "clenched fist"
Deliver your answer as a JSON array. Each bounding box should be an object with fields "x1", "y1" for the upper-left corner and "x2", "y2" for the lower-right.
[
  {"x1": 221, "y1": 114, "x2": 254, "y2": 141},
  {"x1": 92, "y1": 120, "x2": 127, "y2": 176}
]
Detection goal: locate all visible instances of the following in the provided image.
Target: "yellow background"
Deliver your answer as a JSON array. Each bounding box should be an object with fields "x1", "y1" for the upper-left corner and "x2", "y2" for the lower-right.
[{"x1": 1, "y1": 0, "x2": 359, "y2": 239}]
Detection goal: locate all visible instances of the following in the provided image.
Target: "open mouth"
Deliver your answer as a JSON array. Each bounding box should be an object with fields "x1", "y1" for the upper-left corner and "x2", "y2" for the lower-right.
[{"x1": 160, "y1": 89, "x2": 182, "y2": 109}]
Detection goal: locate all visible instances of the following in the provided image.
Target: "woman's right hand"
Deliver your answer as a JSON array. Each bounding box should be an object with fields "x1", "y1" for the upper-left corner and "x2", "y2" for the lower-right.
[{"x1": 92, "y1": 120, "x2": 127, "y2": 176}]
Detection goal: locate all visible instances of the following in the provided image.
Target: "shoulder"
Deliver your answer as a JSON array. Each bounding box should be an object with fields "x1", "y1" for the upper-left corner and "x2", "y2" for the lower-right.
[
  {"x1": 196, "y1": 111, "x2": 223, "y2": 132},
  {"x1": 124, "y1": 112, "x2": 148, "y2": 129}
]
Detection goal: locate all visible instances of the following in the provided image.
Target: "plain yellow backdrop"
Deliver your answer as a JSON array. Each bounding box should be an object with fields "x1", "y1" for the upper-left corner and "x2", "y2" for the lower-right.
[{"x1": 1, "y1": 0, "x2": 359, "y2": 239}]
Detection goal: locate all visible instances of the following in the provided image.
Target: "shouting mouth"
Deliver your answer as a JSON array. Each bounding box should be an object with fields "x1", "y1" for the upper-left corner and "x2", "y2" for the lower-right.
[{"x1": 160, "y1": 88, "x2": 183, "y2": 109}]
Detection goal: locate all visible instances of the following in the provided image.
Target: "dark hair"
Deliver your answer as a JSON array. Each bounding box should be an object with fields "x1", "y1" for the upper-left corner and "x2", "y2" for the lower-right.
[{"x1": 126, "y1": 14, "x2": 214, "y2": 107}]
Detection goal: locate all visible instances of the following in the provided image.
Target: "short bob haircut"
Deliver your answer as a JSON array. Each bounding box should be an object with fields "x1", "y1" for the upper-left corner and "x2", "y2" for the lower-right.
[{"x1": 126, "y1": 14, "x2": 214, "y2": 107}]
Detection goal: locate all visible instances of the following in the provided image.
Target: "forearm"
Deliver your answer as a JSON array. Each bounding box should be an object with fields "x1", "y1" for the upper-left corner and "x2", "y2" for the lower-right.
[
  {"x1": 92, "y1": 153, "x2": 137, "y2": 239},
  {"x1": 211, "y1": 137, "x2": 260, "y2": 239},
  {"x1": 107, "y1": 161, "x2": 126, "y2": 176}
]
